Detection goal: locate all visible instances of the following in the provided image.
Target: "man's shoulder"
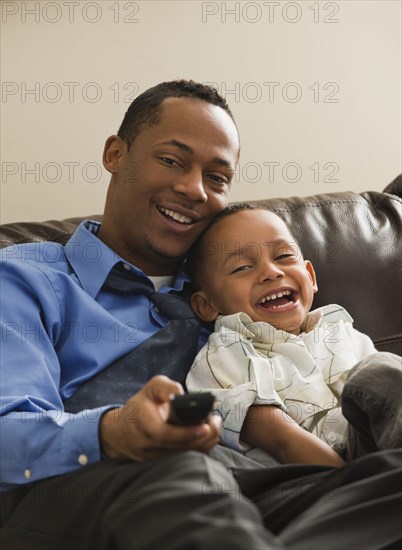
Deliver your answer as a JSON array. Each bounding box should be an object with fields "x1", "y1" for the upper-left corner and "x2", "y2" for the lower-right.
[{"x1": 0, "y1": 241, "x2": 70, "y2": 277}]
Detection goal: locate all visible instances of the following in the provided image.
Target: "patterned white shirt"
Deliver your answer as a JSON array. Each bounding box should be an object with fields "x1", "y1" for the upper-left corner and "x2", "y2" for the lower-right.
[{"x1": 186, "y1": 305, "x2": 377, "y2": 451}]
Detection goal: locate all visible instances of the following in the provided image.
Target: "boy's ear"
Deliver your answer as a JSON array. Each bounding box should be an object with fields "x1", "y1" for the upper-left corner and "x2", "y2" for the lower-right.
[
  {"x1": 305, "y1": 260, "x2": 318, "y2": 293},
  {"x1": 191, "y1": 291, "x2": 219, "y2": 322}
]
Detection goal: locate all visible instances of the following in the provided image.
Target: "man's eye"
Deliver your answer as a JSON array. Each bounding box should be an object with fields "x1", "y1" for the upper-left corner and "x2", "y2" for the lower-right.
[
  {"x1": 160, "y1": 157, "x2": 180, "y2": 167},
  {"x1": 206, "y1": 174, "x2": 228, "y2": 185}
]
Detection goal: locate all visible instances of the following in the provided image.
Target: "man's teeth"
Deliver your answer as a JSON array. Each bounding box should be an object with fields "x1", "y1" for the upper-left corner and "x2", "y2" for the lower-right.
[
  {"x1": 159, "y1": 207, "x2": 193, "y2": 224},
  {"x1": 259, "y1": 289, "x2": 293, "y2": 304}
]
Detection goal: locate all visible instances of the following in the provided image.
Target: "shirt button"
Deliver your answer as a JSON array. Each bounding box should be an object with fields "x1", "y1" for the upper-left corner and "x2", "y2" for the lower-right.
[
  {"x1": 328, "y1": 432, "x2": 337, "y2": 442},
  {"x1": 78, "y1": 454, "x2": 88, "y2": 466},
  {"x1": 24, "y1": 469, "x2": 32, "y2": 480},
  {"x1": 122, "y1": 263, "x2": 131, "y2": 271}
]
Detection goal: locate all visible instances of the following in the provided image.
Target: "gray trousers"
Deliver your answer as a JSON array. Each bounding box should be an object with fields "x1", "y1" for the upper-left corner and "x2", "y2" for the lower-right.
[
  {"x1": 342, "y1": 352, "x2": 402, "y2": 460},
  {"x1": 1, "y1": 450, "x2": 401, "y2": 550},
  {"x1": 1, "y1": 353, "x2": 401, "y2": 550}
]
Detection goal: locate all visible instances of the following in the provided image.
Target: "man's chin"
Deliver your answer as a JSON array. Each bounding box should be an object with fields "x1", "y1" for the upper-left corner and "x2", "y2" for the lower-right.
[{"x1": 146, "y1": 239, "x2": 188, "y2": 265}]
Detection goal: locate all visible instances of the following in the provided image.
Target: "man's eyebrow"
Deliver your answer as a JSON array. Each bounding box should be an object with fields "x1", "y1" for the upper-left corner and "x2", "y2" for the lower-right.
[
  {"x1": 207, "y1": 157, "x2": 234, "y2": 170},
  {"x1": 158, "y1": 139, "x2": 194, "y2": 154},
  {"x1": 158, "y1": 140, "x2": 235, "y2": 170}
]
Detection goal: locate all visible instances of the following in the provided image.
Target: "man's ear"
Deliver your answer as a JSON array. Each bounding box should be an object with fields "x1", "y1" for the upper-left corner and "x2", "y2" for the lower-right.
[
  {"x1": 305, "y1": 260, "x2": 318, "y2": 293},
  {"x1": 103, "y1": 135, "x2": 125, "y2": 174},
  {"x1": 191, "y1": 291, "x2": 219, "y2": 322}
]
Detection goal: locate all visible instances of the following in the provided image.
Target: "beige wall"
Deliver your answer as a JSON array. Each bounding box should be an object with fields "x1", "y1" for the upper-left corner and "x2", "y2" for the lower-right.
[{"x1": 1, "y1": 0, "x2": 401, "y2": 223}]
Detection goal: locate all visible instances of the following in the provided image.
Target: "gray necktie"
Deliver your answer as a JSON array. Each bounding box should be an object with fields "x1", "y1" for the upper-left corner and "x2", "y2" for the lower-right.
[{"x1": 64, "y1": 263, "x2": 200, "y2": 413}]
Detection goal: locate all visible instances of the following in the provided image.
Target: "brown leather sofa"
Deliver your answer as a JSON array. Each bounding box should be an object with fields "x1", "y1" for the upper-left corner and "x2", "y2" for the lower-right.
[{"x1": 1, "y1": 174, "x2": 401, "y2": 356}]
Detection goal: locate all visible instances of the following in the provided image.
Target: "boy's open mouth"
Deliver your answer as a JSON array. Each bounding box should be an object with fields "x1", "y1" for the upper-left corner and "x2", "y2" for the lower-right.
[{"x1": 257, "y1": 289, "x2": 298, "y2": 310}]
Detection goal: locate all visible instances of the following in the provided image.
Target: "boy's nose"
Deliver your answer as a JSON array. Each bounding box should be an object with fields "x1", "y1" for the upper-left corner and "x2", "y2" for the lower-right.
[{"x1": 259, "y1": 260, "x2": 285, "y2": 282}]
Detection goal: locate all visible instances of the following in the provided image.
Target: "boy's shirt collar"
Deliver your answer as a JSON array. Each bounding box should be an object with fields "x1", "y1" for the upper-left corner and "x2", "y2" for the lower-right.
[{"x1": 215, "y1": 305, "x2": 354, "y2": 344}]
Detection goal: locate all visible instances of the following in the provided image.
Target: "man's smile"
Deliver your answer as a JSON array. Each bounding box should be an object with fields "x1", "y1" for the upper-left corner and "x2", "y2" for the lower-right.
[{"x1": 157, "y1": 206, "x2": 194, "y2": 225}]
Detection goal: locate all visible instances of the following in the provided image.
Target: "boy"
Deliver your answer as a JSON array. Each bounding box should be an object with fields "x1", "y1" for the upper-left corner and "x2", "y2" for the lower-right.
[{"x1": 186, "y1": 203, "x2": 401, "y2": 466}]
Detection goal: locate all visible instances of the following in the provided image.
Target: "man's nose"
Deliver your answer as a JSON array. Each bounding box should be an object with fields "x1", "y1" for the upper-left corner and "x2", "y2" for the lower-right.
[{"x1": 173, "y1": 170, "x2": 208, "y2": 203}]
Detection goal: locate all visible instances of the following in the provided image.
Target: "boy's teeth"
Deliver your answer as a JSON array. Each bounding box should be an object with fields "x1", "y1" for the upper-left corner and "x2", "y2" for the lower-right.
[
  {"x1": 259, "y1": 289, "x2": 291, "y2": 304},
  {"x1": 270, "y1": 301, "x2": 294, "y2": 309},
  {"x1": 159, "y1": 207, "x2": 193, "y2": 224}
]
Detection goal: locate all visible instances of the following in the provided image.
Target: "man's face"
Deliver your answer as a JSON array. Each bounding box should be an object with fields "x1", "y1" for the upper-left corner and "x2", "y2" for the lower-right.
[
  {"x1": 192, "y1": 210, "x2": 318, "y2": 335},
  {"x1": 100, "y1": 97, "x2": 239, "y2": 275}
]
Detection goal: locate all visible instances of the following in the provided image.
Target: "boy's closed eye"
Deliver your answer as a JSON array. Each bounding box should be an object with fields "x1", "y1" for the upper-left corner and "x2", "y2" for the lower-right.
[
  {"x1": 275, "y1": 253, "x2": 298, "y2": 262},
  {"x1": 231, "y1": 265, "x2": 253, "y2": 274},
  {"x1": 230, "y1": 254, "x2": 297, "y2": 274}
]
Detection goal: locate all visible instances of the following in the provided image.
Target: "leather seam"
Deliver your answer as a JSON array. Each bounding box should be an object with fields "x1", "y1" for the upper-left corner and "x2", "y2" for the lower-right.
[{"x1": 258, "y1": 197, "x2": 402, "y2": 213}]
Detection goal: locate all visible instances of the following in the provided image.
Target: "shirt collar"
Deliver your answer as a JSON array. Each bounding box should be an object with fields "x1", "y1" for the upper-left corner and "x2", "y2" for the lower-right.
[
  {"x1": 300, "y1": 308, "x2": 324, "y2": 333},
  {"x1": 216, "y1": 305, "x2": 348, "y2": 342},
  {"x1": 65, "y1": 220, "x2": 190, "y2": 298}
]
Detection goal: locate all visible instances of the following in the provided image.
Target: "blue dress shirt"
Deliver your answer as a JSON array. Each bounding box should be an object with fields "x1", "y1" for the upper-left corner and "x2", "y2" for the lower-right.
[{"x1": 0, "y1": 221, "x2": 206, "y2": 488}]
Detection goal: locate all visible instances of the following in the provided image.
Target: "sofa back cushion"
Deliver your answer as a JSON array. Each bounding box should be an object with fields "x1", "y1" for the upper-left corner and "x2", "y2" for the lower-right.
[
  {"x1": 1, "y1": 187, "x2": 401, "y2": 355},
  {"x1": 250, "y1": 190, "x2": 401, "y2": 355}
]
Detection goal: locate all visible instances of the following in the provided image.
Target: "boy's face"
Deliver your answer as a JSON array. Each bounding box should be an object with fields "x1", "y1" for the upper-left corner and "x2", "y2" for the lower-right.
[{"x1": 191, "y1": 209, "x2": 318, "y2": 335}]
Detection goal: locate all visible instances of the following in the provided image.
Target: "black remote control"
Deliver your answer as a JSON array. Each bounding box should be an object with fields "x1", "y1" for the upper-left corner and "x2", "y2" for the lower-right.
[{"x1": 167, "y1": 392, "x2": 215, "y2": 426}]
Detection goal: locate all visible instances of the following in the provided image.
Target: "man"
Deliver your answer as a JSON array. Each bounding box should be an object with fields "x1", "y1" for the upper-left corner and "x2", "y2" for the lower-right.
[{"x1": 1, "y1": 80, "x2": 401, "y2": 549}]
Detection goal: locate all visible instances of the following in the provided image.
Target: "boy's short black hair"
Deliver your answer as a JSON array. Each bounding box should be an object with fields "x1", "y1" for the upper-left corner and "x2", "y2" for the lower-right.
[{"x1": 117, "y1": 79, "x2": 236, "y2": 150}]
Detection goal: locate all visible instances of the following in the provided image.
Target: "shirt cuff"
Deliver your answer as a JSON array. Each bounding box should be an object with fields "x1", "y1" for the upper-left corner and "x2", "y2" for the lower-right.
[{"x1": 61, "y1": 405, "x2": 122, "y2": 466}]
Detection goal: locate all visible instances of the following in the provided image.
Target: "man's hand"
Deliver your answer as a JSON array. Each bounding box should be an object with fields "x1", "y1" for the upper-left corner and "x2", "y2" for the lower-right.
[{"x1": 100, "y1": 375, "x2": 222, "y2": 461}]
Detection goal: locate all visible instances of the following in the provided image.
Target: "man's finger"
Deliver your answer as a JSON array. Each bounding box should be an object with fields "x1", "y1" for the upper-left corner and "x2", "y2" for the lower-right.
[{"x1": 146, "y1": 375, "x2": 184, "y2": 404}]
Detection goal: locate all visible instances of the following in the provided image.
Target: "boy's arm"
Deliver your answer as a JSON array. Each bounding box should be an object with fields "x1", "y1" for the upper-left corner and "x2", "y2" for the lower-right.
[{"x1": 241, "y1": 405, "x2": 345, "y2": 467}]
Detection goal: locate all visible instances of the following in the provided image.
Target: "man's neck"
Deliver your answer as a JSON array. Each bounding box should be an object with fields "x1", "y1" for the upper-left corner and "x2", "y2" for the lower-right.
[{"x1": 97, "y1": 227, "x2": 182, "y2": 276}]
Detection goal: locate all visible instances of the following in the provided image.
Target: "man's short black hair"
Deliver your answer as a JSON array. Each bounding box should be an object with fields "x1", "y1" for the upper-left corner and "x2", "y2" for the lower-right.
[{"x1": 117, "y1": 79, "x2": 236, "y2": 150}]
